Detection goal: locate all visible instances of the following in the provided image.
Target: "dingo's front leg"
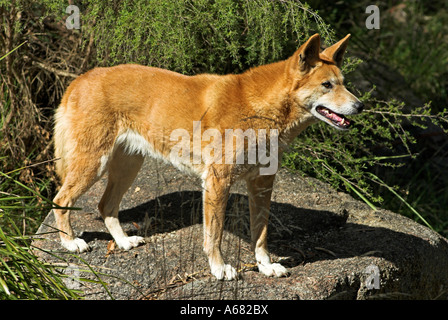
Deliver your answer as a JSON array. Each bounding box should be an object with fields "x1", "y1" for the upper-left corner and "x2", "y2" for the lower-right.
[
  {"x1": 202, "y1": 170, "x2": 237, "y2": 280},
  {"x1": 246, "y1": 174, "x2": 288, "y2": 277}
]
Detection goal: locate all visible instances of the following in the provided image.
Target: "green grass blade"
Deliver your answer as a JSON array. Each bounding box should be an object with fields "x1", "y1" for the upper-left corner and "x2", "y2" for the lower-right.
[
  {"x1": 0, "y1": 41, "x2": 27, "y2": 61},
  {"x1": 0, "y1": 277, "x2": 11, "y2": 296},
  {"x1": 343, "y1": 180, "x2": 377, "y2": 210},
  {"x1": 368, "y1": 173, "x2": 433, "y2": 230}
]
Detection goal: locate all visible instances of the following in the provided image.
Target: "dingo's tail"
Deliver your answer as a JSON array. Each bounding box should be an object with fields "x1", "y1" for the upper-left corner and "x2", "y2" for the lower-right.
[{"x1": 53, "y1": 103, "x2": 71, "y2": 183}]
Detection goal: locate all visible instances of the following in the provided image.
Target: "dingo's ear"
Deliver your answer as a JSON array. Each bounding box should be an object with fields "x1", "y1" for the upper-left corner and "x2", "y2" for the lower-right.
[
  {"x1": 322, "y1": 34, "x2": 350, "y2": 67},
  {"x1": 297, "y1": 33, "x2": 321, "y2": 72}
]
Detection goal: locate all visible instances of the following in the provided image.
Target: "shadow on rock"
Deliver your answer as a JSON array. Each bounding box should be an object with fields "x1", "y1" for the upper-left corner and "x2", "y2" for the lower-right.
[{"x1": 83, "y1": 190, "x2": 448, "y2": 279}]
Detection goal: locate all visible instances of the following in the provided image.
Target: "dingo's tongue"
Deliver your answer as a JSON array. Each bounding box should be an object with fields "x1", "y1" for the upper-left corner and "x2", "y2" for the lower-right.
[
  {"x1": 316, "y1": 106, "x2": 350, "y2": 128},
  {"x1": 327, "y1": 110, "x2": 343, "y2": 122}
]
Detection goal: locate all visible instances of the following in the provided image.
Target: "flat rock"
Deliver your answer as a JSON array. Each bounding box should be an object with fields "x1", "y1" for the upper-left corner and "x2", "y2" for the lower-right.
[{"x1": 34, "y1": 158, "x2": 448, "y2": 300}]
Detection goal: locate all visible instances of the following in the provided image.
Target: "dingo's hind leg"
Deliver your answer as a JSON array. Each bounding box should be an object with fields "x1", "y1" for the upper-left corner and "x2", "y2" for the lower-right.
[
  {"x1": 98, "y1": 145, "x2": 145, "y2": 250},
  {"x1": 53, "y1": 154, "x2": 102, "y2": 253}
]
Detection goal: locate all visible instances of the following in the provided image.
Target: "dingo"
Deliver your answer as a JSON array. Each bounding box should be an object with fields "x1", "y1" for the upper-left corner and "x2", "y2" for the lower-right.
[{"x1": 52, "y1": 34, "x2": 363, "y2": 280}]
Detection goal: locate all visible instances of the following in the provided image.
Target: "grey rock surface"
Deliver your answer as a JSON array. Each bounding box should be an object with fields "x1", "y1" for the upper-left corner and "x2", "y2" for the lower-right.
[{"x1": 34, "y1": 158, "x2": 448, "y2": 300}]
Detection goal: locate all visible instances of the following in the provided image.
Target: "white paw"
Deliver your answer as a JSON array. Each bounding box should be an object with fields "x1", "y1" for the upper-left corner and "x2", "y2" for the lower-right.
[
  {"x1": 258, "y1": 262, "x2": 288, "y2": 277},
  {"x1": 211, "y1": 263, "x2": 238, "y2": 281},
  {"x1": 115, "y1": 236, "x2": 145, "y2": 251},
  {"x1": 61, "y1": 237, "x2": 90, "y2": 253}
]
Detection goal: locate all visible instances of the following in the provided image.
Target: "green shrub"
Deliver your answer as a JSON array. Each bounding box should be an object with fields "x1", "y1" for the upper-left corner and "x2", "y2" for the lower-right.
[{"x1": 79, "y1": 0, "x2": 336, "y2": 74}]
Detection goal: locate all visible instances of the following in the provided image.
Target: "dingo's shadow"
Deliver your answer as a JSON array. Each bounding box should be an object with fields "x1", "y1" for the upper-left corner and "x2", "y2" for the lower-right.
[{"x1": 80, "y1": 190, "x2": 437, "y2": 269}]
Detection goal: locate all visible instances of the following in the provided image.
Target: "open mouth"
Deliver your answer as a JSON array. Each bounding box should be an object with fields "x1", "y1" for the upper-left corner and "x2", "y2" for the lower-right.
[{"x1": 316, "y1": 106, "x2": 351, "y2": 129}]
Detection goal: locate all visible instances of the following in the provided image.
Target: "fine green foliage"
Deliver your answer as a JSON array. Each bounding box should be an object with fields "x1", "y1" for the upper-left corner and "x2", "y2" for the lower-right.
[{"x1": 80, "y1": 0, "x2": 336, "y2": 74}]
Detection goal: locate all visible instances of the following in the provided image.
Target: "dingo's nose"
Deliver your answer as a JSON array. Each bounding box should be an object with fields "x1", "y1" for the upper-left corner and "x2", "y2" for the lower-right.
[{"x1": 354, "y1": 101, "x2": 364, "y2": 113}]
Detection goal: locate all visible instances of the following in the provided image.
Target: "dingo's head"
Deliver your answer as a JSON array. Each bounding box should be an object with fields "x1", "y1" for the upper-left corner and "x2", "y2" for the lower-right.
[{"x1": 289, "y1": 34, "x2": 363, "y2": 130}]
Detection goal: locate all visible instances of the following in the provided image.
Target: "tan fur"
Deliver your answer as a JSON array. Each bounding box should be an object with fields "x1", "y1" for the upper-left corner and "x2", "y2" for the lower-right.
[{"x1": 52, "y1": 34, "x2": 362, "y2": 280}]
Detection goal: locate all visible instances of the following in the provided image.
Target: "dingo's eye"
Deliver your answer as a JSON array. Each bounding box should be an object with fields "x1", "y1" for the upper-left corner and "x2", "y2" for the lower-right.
[{"x1": 322, "y1": 81, "x2": 332, "y2": 89}]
